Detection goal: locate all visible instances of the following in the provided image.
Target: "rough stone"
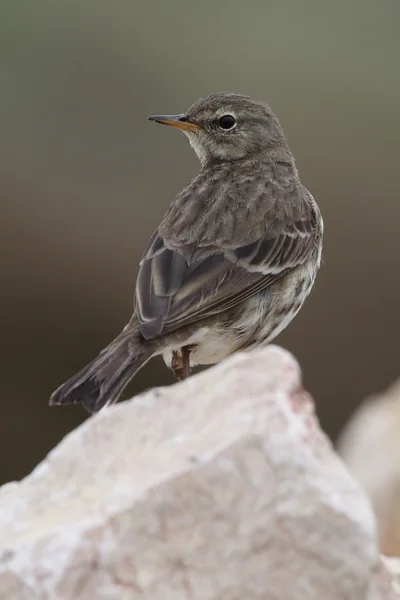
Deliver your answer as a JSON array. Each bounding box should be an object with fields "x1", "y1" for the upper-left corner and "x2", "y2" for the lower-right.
[
  {"x1": 338, "y1": 379, "x2": 400, "y2": 557},
  {"x1": 0, "y1": 346, "x2": 399, "y2": 599}
]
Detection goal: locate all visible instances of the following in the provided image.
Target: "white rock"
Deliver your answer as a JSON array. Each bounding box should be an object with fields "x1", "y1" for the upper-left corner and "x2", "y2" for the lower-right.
[
  {"x1": 338, "y1": 379, "x2": 400, "y2": 557},
  {"x1": 0, "y1": 346, "x2": 399, "y2": 599}
]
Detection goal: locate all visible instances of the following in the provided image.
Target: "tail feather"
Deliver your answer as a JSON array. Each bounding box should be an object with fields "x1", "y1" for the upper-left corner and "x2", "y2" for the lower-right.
[{"x1": 50, "y1": 328, "x2": 153, "y2": 414}]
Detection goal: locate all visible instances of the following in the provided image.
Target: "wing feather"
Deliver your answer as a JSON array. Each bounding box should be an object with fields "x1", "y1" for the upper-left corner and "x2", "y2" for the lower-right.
[{"x1": 135, "y1": 174, "x2": 319, "y2": 340}]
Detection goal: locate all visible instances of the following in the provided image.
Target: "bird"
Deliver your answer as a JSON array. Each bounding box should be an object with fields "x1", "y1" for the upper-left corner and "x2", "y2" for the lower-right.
[{"x1": 50, "y1": 92, "x2": 323, "y2": 414}]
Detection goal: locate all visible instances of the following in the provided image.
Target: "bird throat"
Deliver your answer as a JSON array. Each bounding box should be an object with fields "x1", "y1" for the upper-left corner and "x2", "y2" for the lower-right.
[{"x1": 183, "y1": 131, "x2": 209, "y2": 166}]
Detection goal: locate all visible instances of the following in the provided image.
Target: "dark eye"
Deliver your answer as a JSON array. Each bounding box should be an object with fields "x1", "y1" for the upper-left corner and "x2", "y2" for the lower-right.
[{"x1": 218, "y1": 114, "x2": 236, "y2": 130}]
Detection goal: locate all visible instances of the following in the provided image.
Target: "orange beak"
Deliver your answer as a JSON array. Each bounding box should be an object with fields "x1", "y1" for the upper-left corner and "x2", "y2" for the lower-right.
[{"x1": 147, "y1": 114, "x2": 201, "y2": 132}]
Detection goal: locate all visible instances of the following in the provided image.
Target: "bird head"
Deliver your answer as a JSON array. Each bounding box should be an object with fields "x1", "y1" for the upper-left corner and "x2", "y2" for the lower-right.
[{"x1": 148, "y1": 92, "x2": 291, "y2": 167}]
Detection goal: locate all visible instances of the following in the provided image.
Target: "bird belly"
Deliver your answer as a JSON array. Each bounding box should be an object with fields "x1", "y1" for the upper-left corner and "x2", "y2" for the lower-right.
[
  {"x1": 162, "y1": 325, "x2": 239, "y2": 368},
  {"x1": 162, "y1": 261, "x2": 318, "y2": 370}
]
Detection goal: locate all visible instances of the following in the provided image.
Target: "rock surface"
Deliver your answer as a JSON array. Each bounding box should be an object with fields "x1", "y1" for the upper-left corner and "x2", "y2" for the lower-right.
[
  {"x1": 0, "y1": 346, "x2": 399, "y2": 599},
  {"x1": 338, "y1": 378, "x2": 400, "y2": 557}
]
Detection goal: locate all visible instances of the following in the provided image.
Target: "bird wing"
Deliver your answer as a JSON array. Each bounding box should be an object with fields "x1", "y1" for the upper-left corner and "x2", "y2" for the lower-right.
[{"x1": 134, "y1": 178, "x2": 319, "y2": 340}]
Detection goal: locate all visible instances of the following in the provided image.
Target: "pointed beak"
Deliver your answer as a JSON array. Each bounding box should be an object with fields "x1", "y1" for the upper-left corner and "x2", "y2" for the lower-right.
[{"x1": 147, "y1": 113, "x2": 201, "y2": 132}]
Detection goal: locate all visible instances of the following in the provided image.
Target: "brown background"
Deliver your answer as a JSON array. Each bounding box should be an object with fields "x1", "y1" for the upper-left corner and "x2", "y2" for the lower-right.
[{"x1": 1, "y1": 0, "x2": 399, "y2": 484}]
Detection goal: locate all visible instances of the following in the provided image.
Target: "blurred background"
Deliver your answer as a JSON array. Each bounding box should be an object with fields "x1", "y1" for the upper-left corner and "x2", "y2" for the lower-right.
[{"x1": 1, "y1": 0, "x2": 400, "y2": 548}]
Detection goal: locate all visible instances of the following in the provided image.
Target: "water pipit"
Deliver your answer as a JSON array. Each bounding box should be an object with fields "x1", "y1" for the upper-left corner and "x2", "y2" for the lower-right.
[{"x1": 50, "y1": 92, "x2": 323, "y2": 413}]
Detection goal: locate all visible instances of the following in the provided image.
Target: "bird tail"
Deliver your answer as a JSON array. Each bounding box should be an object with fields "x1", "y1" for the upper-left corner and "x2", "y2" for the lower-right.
[{"x1": 49, "y1": 326, "x2": 153, "y2": 414}]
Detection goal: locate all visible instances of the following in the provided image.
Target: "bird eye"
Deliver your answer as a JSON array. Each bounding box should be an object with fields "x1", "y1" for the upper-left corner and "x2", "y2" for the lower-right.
[{"x1": 218, "y1": 114, "x2": 236, "y2": 130}]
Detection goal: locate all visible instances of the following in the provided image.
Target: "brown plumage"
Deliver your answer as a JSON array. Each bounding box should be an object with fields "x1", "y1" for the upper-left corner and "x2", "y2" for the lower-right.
[{"x1": 50, "y1": 92, "x2": 323, "y2": 414}]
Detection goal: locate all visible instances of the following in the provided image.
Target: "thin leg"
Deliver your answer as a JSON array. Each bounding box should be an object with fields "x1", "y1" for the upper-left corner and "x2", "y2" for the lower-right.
[
  {"x1": 171, "y1": 350, "x2": 184, "y2": 381},
  {"x1": 171, "y1": 346, "x2": 193, "y2": 381},
  {"x1": 181, "y1": 345, "x2": 191, "y2": 379}
]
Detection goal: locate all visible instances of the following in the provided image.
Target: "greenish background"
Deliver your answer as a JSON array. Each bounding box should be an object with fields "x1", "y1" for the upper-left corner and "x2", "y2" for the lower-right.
[{"x1": 1, "y1": 0, "x2": 399, "y2": 484}]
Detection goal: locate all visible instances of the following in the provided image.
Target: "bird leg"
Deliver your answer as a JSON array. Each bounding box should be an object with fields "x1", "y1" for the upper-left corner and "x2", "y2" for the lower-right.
[
  {"x1": 181, "y1": 345, "x2": 192, "y2": 379},
  {"x1": 171, "y1": 345, "x2": 193, "y2": 381}
]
